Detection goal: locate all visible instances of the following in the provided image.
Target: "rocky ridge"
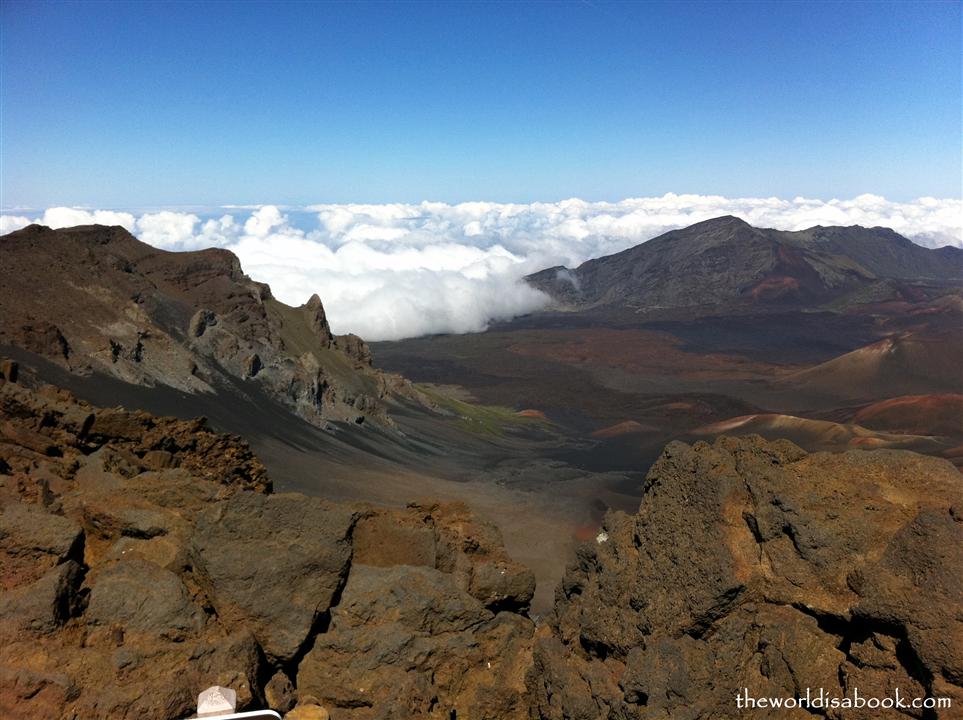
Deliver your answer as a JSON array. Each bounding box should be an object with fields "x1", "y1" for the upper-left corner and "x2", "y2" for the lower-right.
[
  {"x1": 2, "y1": 364, "x2": 960, "y2": 719},
  {"x1": 0, "y1": 224, "x2": 421, "y2": 427}
]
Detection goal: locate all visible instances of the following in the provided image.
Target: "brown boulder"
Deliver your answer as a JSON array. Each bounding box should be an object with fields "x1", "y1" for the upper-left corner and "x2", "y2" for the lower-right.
[
  {"x1": 1, "y1": 503, "x2": 84, "y2": 584},
  {"x1": 285, "y1": 703, "x2": 330, "y2": 720},
  {"x1": 297, "y1": 564, "x2": 534, "y2": 719},
  {"x1": 265, "y1": 670, "x2": 296, "y2": 713},
  {"x1": 352, "y1": 509, "x2": 437, "y2": 568},
  {"x1": 533, "y1": 436, "x2": 963, "y2": 718}
]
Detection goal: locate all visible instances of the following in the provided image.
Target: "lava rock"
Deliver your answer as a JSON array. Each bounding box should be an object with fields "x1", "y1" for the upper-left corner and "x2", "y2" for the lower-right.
[{"x1": 191, "y1": 492, "x2": 356, "y2": 663}]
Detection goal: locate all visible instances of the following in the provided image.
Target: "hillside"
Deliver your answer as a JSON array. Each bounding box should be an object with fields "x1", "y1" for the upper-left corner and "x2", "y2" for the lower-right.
[
  {"x1": 527, "y1": 215, "x2": 962, "y2": 312},
  {"x1": 0, "y1": 224, "x2": 417, "y2": 428}
]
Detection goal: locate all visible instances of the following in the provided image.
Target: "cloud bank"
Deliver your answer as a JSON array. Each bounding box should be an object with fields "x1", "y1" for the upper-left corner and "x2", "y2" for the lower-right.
[{"x1": 2, "y1": 194, "x2": 960, "y2": 341}]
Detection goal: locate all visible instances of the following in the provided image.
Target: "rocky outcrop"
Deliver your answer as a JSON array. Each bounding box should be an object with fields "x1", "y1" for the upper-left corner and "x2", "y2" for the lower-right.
[
  {"x1": 0, "y1": 377, "x2": 270, "y2": 497},
  {"x1": 531, "y1": 435, "x2": 963, "y2": 719},
  {"x1": 0, "y1": 374, "x2": 535, "y2": 719},
  {"x1": 337, "y1": 333, "x2": 373, "y2": 368},
  {"x1": 353, "y1": 502, "x2": 536, "y2": 613},
  {"x1": 304, "y1": 294, "x2": 335, "y2": 348},
  {"x1": 0, "y1": 224, "x2": 425, "y2": 428}
]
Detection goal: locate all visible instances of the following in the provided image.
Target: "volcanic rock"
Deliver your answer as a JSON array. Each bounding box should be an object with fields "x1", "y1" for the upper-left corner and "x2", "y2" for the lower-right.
[
  {"x1": 86, "y1": 557, "x2": 202, "y2": 639},
  {"x1": 4, "y1": 368, "x2": 961, "y2": 720},
  {"x1": 285, "y1": 703, "x2": 330, "y2": 720},
  {"x1": 1, "y1": 503, "x2": 84, "y2": 574},
  {"x1": 303, "y1": 294, "x2": 334, "y2": 347},
  {"x1": 0, "y1": 560, "x2": 85, "y2": 635},
  {"x1": 296, "y1": 564, "x2": 534, "y2": 719},
  {"x1": 191, "y1": 492, "x2": 356, "y2": 663},
  {"x1": 354, "y1": 502, "x2": 536, "y2": 612},
  {"x1": 265, "y1": 671, "x2": 297, "y2": 714},
  {"x1": 0, "y1": 224, "x2": 424, "y2": 427},
  {"x1": 0, "y1": 375, "x2": 277, "y2": 719},
  {"x1": 531, "y1": 435, "x2": 963, "y2": 719},
  {"x1": 337, "y1": 333, "x2": 373, "y2": 368}
]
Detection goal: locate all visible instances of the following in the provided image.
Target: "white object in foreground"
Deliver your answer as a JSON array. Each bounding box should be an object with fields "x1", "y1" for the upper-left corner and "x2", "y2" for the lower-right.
[
  {"x1": 189, "y1": 685, "x2": 281, "y2": 720},
  {"x1": 198, "y1": 687, "x2": 236, "y2": 716}
]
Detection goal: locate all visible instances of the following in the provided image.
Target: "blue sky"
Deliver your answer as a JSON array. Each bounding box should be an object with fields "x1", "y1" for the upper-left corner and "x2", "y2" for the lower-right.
[{"x1": 1, "y1": 0, "x2": 960, "y2": 208}]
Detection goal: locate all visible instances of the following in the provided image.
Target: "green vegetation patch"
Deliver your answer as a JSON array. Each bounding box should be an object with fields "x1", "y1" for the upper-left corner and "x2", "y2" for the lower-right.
[{"x1": 418, "y1": 385, "x2": 549, "y2": 437}]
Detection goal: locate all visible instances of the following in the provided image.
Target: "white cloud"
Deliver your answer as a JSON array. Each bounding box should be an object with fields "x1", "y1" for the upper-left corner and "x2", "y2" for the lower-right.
[
  {"x1": 243, "y1": 205, "x2": 287, "y2": 238},
  {"x1": 2, "y1": 195, "x2": 960, "y2": 341},
  {"x1": 39, "y1": 207, "x2": 138, "y2": 231},
  {"x1": 136, "y1": 211, "x2": 200, "y2": 250},
  {"x1": 0, "y1": 215, "x2": 30, "y2": 234}
]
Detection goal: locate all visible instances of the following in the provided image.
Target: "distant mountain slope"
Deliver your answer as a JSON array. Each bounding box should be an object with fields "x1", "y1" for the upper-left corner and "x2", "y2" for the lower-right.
[
  {"x1": 527, "y1": 216, "x2": 962, "y2": 311},
  {"x1": 0, "y1": 224, "x2": 417, "y2": 426}
]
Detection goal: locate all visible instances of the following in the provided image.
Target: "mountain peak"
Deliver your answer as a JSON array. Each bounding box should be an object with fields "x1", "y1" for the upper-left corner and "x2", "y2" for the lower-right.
[
  {"x1": 690, "y1": 214, "x2": 751, "y2": 229},
  {"x1": 526, "y1": 217, "x2": 960, "y2": 311}
]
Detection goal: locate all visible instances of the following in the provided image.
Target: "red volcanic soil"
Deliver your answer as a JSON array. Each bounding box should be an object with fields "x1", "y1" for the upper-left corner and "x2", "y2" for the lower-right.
[
  {"x1": 749, "y1": 275, "x2": 800, "y2": 301},
  {"x1": 852, "y1": 394, "x2": 963, "y2": 437},
  {"x1": 573, "y1": 524, "x2": 603, "y2": 542},
  {"x1": 590, "y1": 420, "x2": 659, "y2": 439},
  {"x1": 507, "y1": 328, "x2": 790, "y2": 382},
  {"x1": 691, "y1": 412, "x2": 947, "y2": 456},
  {"x1": 516, "y1": 409, "x2": 547, "y2": 419}
]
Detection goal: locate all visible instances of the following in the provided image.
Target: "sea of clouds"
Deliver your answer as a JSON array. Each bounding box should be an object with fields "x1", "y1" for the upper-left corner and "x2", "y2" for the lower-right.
[{"x1": 2, "y1": 194, "x2": 960, "y2": 341}]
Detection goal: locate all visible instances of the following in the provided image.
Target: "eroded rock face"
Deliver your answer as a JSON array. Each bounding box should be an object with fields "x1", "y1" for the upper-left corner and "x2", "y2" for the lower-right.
[
  {"x1": 531, "y1": 435, "x2": 963, "y2": 719},
  {"x1": 354, "y1": 502, "x2": 536, "y2": 613},
  {"x1": 0, "y1": 224, "x2": 428, "y2": 428}
]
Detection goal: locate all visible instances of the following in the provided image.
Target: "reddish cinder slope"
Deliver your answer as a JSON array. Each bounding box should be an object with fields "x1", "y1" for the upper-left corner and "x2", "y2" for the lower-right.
[
  {"x1": 690, "y1": 412, "x2": 948, "y2": 456},
  {"x1": 777, "y1": 332, "x2": 962, "y2": 401},
  {"x1": 852, "y1": 394, "x2": 963, "y2": 437}
]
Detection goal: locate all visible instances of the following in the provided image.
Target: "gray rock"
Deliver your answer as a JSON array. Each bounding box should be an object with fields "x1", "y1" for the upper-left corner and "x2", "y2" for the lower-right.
[
  {"x1": 531, "y1": 436, "x2": 963, "y2": 719},
  {"x1": 189, "y1": 309, "x2": 218, "y2": 338},
  {"x1": 87, "y1": 558, "x2": 202, "y2": 639},
  {"x1": 191, "y1": 492, "x2": 356, "y2": 663}
]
